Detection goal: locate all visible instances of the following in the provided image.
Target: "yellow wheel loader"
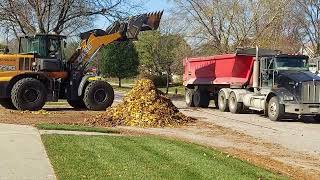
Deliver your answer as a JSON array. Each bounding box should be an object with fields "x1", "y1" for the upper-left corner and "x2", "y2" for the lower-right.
[{"x1": 0, "y1": 12, "x2": 163, "y2": 111}]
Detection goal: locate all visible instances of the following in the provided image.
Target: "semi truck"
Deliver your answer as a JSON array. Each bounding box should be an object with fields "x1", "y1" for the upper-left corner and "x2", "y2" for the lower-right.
[{"x1": 183, "y1": 47, "x2": 320, "y2": 121}]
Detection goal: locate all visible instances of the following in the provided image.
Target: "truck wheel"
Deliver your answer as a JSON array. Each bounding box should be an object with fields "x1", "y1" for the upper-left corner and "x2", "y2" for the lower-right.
[
  {"x1": 228, "y1": 92, "x2": 243, "y2": 114},
  {"x1": 267, "y1": 96, "x2": 285, "y2": 121},
  {"x1": 0, "y1": 98, "x2": 16, "y2": 109},
  {"x1": 218, "y1": 91, "x2": 229, "y2": 112},
  {"x1": 11, "y1": 78, "x2": 47, "y2": 111},
  {"x1": 67, "y1": 99, "x2": 86, "y2": 109},
  {"x1": 83, "y1": 81, "x2": 114, "y2": 111},
  {"x1": 193, "y1": 89, "x2": 210, "y2": 108},
  {"x1": 185, "y1": 88, "x2": 195, "y2": 107}
]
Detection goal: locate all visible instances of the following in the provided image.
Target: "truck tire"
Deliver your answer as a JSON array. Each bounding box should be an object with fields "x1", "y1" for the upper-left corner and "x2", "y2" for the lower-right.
[
  {"x1": 228, "y1": 92, "x2": 243, "y2": 114},
  {"x1": 267, "y1": 96, "x2": 285, "y2": 121},
  {"x1": 185, "y1": 88, "x2": 195, "y2": 107},
  {"x1": 218, "y1": 91, "x2": 229, "y2": 112},
  {"x1": 83, "y1": 81, "x2": 114, "y2": 111},
  {"x1": 0, "y1": 98, "x2": 16, "y2": 109},
  {"x1": 193, "y1": 89, "x2": 210, "y2": 108},
  {"x1": 11, "y1": 78, "x2": 47, "y2": 111},
  {"x1": 67, "y1": 99, "x2": 86, "y2": 109}
]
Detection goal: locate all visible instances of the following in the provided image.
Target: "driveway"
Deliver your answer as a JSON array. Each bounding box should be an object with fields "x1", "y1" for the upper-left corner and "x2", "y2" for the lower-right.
[{"x1": 0, "y1": 123, "x2": 56, "y2": 180}]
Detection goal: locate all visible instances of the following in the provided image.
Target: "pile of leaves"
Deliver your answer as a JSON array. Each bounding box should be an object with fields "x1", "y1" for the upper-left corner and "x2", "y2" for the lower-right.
[{"x1": 89, "y1": 79, "x2": 194, "y2": 127}]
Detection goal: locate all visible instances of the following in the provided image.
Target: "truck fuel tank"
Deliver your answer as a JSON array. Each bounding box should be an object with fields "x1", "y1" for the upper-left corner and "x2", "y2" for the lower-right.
[{"x1": 243, "y1": 94, "x2": 266, "y2": 111}]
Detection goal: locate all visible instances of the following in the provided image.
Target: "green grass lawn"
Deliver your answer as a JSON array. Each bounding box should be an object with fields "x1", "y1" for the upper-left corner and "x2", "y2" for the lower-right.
[
  {"x1": 42, "y1": 135, "x2": 287, "y2": 180},
  {"x1": 36, "y1": 124, "x2": 120, "y2": 134}
]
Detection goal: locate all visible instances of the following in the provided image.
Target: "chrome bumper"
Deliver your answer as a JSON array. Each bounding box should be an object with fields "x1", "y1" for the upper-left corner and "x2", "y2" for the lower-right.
[{"x1": 285, "y1": 103, "x2": 320, "y2": 114}]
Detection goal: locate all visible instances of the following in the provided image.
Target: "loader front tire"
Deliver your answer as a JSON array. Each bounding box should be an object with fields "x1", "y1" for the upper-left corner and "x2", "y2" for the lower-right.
[
  {"x1": 83, "y1": 81, "x2": 114, "y2": 111},
  {"x1": 11, "y1": 78, "x2": 47, "y2": 111},
  {"x1": 0, "y1": 98, "x2": 16, "y2": 109}
]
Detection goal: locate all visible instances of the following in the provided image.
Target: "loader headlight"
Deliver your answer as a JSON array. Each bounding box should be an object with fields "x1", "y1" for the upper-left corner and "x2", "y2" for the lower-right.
[{"x1": 283, "y1": 95, "x2": 294, "y2": 101}]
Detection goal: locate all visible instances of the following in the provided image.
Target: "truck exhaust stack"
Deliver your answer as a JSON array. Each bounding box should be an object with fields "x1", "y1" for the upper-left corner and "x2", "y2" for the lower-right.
[{"x1": 253, "y1": 46, "x2": 260, "y2": 93}]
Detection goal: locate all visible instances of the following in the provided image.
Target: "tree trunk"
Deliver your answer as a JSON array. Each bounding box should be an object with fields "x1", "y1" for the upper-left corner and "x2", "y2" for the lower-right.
[
  {"x1": 166, "y1": 67, "x2": 170, "y2": 94},
  {"x1": 118, "y1": 78, "x2": 122, "y2": 88}
]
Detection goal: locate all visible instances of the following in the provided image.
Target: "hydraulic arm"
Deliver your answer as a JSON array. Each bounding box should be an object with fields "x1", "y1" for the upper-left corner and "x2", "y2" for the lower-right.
[{"x1": 69, "y1": 11, "x2": 163, "y2": 71}]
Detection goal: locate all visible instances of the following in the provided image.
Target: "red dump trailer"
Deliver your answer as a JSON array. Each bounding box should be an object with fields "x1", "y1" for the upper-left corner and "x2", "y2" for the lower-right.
[
  {"x1": 183, "y1": 54, "x2": 254, "y2": 88},
  {"x1": 183, "y1": 48, "x2": 320, "y2": 121}
]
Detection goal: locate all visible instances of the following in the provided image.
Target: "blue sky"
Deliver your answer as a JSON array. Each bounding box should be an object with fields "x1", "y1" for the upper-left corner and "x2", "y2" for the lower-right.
[
  {"x1": 95, "y1": 0, "x2": 171, "y2": 29},
  {"x1": 144, "y1": 0, "x2": 171, "y2": 11}
]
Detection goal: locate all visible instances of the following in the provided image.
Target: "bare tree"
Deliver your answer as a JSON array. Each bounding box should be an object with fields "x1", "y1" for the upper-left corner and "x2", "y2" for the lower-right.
[
  {"x1": 169, "y1": 0, "x2": 300, "y2": 54},
  {"x1": 294, "y1": 0, "x2": 320, "y2": 57},
  {"x1": 0, "y1": 0, "x2": 143, "y2": 37}
]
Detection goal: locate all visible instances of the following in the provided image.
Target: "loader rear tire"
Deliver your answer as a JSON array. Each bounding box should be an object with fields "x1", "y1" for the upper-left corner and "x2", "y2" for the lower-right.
[
  {"x1": 11, "y1": 78, "x2": 46, "y2": 111},
  {"x1": 67, "y1": 99, "x2": 86, "y2": 109},
  {"x1": 83, "y1": 81, "x2": 114, "y2": 111},
  {"x1": 0, "y1": 98, "x2": 16, "y2": 109}
]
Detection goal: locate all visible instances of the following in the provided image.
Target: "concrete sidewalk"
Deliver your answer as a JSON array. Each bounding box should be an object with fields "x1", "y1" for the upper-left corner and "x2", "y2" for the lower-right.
[{"x1": 0, "y1": 123, "x2": 56, "y2": 180}]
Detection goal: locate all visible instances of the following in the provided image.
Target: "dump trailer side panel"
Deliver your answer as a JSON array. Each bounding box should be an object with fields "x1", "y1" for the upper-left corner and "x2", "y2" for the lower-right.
[{"x1": 183, "y1": 54, "x2": 254, "y2": 87}]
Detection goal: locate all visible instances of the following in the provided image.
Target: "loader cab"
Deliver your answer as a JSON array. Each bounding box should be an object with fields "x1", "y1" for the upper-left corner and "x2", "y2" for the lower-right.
[
  {"x1": 19, "y1": 34, "x2": 66, "y2": 60},
  {"x1": 260, "y1": 55, "x2": 309, "y2": 88},
  {"x1": 19, "y1": 34, "x2": 67, "y2": 72}
]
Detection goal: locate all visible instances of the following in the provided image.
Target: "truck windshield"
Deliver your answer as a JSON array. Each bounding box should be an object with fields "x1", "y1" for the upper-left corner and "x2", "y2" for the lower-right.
[{"x1": 275, "y1": 58, "x2": 308, "y2": 70}]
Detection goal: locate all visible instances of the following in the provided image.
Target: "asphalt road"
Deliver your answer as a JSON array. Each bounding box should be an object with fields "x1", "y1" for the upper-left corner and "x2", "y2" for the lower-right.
[{"x1": 173, "y1": 100, "x2": 320, "y2": 157}]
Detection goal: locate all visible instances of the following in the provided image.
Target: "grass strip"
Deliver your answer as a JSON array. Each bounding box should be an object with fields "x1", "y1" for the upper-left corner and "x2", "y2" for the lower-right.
[{"x1": 36, "y1": 123, "x2": 120, "y2": 134}]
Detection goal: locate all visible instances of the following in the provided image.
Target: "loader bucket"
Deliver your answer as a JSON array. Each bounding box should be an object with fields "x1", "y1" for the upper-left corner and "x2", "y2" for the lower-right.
[
  {"x1": 103, "y1": 11, "x2": 163, "y2": 40},
  {"x1": 125, "y1": 11, "x2": 163, "y2": 39}
]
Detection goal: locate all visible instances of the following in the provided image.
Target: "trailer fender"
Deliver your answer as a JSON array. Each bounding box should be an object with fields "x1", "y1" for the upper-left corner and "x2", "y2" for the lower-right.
[
  {"x1": 78, "y1": 75, "x2": 95, "y2": 96},
  {"x1": 229, "y1": 89, "x2": 251, "y2": 102},
  {"x1": 219, "y1": 88, "x2": 232, "y2": 100}
]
